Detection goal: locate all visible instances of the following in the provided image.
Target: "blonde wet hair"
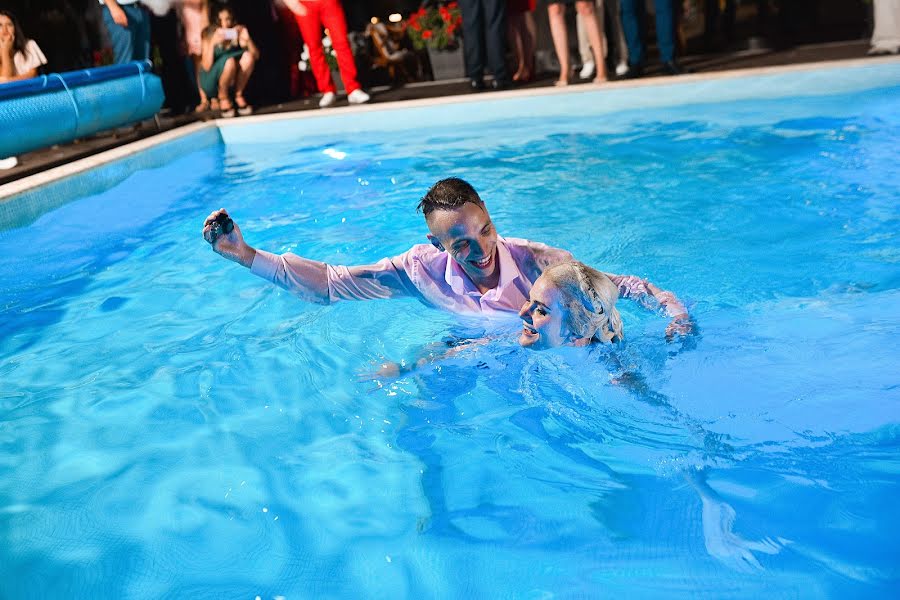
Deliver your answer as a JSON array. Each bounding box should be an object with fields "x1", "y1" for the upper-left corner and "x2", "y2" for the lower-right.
[{"x1": 542, "y1": 261, "x2": 624, "y2": 344}]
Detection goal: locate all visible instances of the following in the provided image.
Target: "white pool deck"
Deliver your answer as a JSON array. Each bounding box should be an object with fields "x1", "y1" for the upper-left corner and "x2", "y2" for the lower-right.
[{"x1": 1, "y1": 55, "x2": 899, "y2": 204}]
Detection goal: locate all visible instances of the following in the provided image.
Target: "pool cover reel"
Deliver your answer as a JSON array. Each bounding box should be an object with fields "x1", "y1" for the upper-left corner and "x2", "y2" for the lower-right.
[{"x1": 0, "y1": 60, "x2": 164, "y2": 158}]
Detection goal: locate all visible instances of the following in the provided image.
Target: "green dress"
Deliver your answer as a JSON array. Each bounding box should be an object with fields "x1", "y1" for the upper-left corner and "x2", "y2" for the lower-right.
[{"x1": 199, "y1": 44, "x2": 245, "y2": 98}]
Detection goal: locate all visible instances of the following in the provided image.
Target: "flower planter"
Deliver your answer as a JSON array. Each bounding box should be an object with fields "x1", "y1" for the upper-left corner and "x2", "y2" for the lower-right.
[{"x1": 427, "y1": 47, "x2": 465, "y2": 81}]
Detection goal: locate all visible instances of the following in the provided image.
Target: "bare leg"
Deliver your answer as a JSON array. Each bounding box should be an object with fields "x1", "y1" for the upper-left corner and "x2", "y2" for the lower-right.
[
  {"x1": 235, "y1": 51, "x2": 256, "y2": 97},
  {"x1": 218, "y1": 57, "x2": 237, "y2": 111},
  {"x1": 547, "y1": 3, "x2": 570, "y2": 85},
  {"x1": 524, "y1": 11, "x2": 536, "y2": 76},
  {"x1": 576, "y1": 0, "x2": 607, "y2": 82},
  {"x1": 192, "y1": 54, "x2": 208, "y2": 111},
  {"x1": 508, "y1": 11, "x2": 526, "y2": 81}
]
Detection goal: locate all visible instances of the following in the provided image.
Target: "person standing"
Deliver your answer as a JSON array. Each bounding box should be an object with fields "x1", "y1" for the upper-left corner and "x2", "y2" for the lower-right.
[
  {"x1": 507, "y1": 0, "x2": 535, "y2": 83},
  {"x1": 619, "y1": 0, "x2": 684, "y2": 77},
  {"x1": 177, "y1": 0, "x2": 211, "y2": 111},
  {"x1": 547, "y1": 0, "x2": 606, "y2": 86},
  {"x1": 99, "y1": 0, "x2": 151, "y2": 64},
  {"x1": 281, "y1": 0, "x2": 370, "y2": 108},
  {"x1": 576, "y1": 0, "x2": 628, "y2": 79},
  {"x1": 459, "y1": 0, "x2": 511, "y2": 90},
  {"x1": 869, "y1": 0, "x2": 900, "y2": 55}
]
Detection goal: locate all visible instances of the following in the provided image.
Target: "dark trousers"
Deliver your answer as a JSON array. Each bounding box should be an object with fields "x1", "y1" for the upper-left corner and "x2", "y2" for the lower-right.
[
  {"x1": 458, "y1": 0, "x2": 509, "y2": 83},
  {"x1": 620, "y1": 0, "x2": 675, "y2": 65}
]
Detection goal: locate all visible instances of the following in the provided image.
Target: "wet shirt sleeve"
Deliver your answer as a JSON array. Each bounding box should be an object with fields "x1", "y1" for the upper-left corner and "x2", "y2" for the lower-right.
[
  {"x1": 250, "y1": 248, "x2": 419, "y2": 304},
  {"x1": 606, "y1": 273, "x2": 689, "y2": 318}
]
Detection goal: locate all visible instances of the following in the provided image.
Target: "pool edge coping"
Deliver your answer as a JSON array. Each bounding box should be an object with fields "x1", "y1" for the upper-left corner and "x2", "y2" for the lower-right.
[
  {"x1": 0, "y1": 120, "x2": 218, "y2": 202},
  {"x1": 216, "y1": 55, "x2": 900, "y2": 127},
  {"x1": 2, "y1": 54, "x2": 899, "y2": 201}
]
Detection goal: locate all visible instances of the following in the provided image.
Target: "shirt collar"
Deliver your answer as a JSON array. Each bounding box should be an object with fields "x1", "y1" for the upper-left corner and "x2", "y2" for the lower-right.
[{"x1": 444, "y1": 236, "x2": 520, "y2": 297}]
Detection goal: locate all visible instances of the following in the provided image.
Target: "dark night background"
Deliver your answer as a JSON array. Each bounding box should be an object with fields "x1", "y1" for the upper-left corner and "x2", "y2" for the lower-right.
[{"x1": 0, "y1": 1, "x2": 875, "y2": 111}]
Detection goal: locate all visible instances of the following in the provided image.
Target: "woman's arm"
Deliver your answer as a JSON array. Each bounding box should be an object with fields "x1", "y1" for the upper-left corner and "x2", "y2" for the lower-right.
[
  {"x1": 361, "y1": 338, "x2": 491, "y2": 381},
  {"x1": 0, "y1": 37, "x2": 16, "y2": 80},
  {"x1": 237, "y1": 25, "x2": 259, "y2": 59},
  {"x1": 200, "y1": 30, "x2": 218, "y2": 72},
  {"x1": 0, "y1": 66, "x2": 37, "y2": 83}
]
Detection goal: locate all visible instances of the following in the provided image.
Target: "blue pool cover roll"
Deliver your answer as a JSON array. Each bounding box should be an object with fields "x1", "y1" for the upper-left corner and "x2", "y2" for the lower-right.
[{"x1": 0, "y1": 61, "x2": 165, "y2": 158}]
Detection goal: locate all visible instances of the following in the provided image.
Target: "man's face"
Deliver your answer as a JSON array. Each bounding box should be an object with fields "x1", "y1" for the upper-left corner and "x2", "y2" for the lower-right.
[{"x1": 426, "y1": 202, "x2": 499, "y2": 292}]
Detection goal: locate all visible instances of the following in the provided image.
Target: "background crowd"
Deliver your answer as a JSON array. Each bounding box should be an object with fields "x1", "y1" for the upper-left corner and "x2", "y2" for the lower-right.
[{"x1": 0, "y1": 0, "x2": 895, "y2": 119}]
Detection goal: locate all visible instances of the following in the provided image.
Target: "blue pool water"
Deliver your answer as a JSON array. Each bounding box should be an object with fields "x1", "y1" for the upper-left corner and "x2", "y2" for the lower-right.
[{"x1": 2, "y1": 68, "x2": 900, "y2": 597}]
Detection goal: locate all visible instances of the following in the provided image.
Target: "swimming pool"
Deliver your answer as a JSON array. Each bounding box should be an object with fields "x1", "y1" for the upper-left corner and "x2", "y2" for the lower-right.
[{"x1": 2, "y1": 60, "x2": 899, "y2": 598}]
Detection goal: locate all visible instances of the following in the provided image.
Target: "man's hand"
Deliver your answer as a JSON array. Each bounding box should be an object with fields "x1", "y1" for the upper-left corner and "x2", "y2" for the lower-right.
[
  {"x1": 665, "y1": 315, "x2": 694, "y2": 341},
  {"x1": 203, "y1": 208, "x2": 256, "y2": 268},
  {"x1": 108, "y1": 3, "x2": 129, "y2": 27}
]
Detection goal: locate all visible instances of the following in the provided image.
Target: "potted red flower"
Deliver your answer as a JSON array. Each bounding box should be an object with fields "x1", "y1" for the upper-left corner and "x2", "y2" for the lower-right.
[
  {"x1": 406, "y1": 1, "x2": 463, "y2": 51},
  {"x1": 405, "y1": 2, "x2": 465, "y2": 80}
]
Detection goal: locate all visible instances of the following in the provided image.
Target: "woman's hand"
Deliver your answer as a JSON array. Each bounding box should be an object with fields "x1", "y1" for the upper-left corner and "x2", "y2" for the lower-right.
[
  {"x1": 0, "y1": 34, "x2": 14, "y2": 58},
  {"x1": 236, "y1": 25, "x2": 250, "y2": 47},
  {"x1": 203, "y1": 209, "x2": 256, "y2": 268}
]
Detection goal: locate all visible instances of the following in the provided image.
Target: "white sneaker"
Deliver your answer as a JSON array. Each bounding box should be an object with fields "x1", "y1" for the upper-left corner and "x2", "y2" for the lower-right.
[
  {"x1": 347, "y1": 89, "x2": 370, "y2": 105},
  {"x1": 615, "y1": 62, "x2": 629, "y2": 77},
  {"x1": 578, "y1": 61, "x2": 595, "y2": 80},
  {"x1": 0, "y1": 156, "x2": 18, "y2": 170},
  {"x1": 318, "y1": 92, "x2": 336, "y2": 108}
]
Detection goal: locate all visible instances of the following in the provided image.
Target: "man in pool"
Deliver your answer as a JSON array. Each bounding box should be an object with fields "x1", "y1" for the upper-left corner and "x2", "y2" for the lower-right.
[{"x1": 202, "y1": 177, "x2": 691, "y2": 334}]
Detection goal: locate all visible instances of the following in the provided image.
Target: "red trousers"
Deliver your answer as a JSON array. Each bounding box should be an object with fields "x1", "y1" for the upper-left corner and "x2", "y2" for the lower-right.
[{"x1": 294, "y1": 0, "x2": 360, "y2": 94}]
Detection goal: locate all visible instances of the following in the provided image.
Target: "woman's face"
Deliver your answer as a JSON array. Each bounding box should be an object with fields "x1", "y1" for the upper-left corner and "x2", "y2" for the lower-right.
[
  {"x1": 217, "y1": 10, "x2": 234, "y2": 28},
  {"x1": 518, "y1": 277, "x2": 571, "y2": 350},
  {"x1": 0, "y1": 15, "x2": 15, "y2": 43}
]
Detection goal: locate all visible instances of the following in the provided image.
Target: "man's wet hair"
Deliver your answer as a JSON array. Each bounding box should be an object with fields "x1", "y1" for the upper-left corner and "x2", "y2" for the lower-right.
[{"x1": 417, "y1": 177, "x2": 485, "y2": 218}]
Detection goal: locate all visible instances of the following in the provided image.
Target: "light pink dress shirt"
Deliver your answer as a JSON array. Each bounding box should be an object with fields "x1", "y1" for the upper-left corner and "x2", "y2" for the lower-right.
[
  {"x1": 249, "y1": 236, "x2": 688, "y2": 318},
  {"x1": 250, "y1": 236, "x2": 572, "y2": 314}
]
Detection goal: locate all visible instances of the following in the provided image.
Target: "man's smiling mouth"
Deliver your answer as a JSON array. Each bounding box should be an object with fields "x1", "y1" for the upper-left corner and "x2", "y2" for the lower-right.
[{"x1": 470, "y1": 253, "x2": 493, "y2": 270}]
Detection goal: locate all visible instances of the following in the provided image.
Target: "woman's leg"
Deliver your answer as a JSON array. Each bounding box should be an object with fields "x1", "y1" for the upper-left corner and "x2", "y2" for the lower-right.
[
  {"x1": 524, "y1": 10, "x2": 536, "y2": 76},
  {"x1": 508, "y1": 10, "x2": 526, "y2": 81},
  {"x1": 576, "y1": 0, "x2": 607, "y2": 81},
  {"x1": 192, "y1": 54, "x2": 208, "y2": 110},
  {"x1": 547, "y1": 2, "x2": 570, "y2": 85},
  {"x1": 217, "y1": 56, "x2": 237, "y2": 108},
  {"x1": 235, "y1": 51, "x2": 256, "y2": 98}
]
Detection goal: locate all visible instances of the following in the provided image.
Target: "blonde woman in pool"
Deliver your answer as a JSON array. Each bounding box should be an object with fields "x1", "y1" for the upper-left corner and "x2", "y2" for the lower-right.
[
  {"x1": 518, "y1": 261, "x2": 622, "y2": 350},
  {"x1": 521, "y1": 263, "x2": 786, "y2": 570},
  {"x1": 386, "y1": 262, "x2": 783, "y2": 572}
]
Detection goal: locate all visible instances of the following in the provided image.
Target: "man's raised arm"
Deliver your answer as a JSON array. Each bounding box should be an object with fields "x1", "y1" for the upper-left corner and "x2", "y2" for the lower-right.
[
  {"x1": 203, "y1": 209, "x2": 417, "y2": 304},
  {"x1": 606, "y1": 273, "x2": 693, "y2": 338}
]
